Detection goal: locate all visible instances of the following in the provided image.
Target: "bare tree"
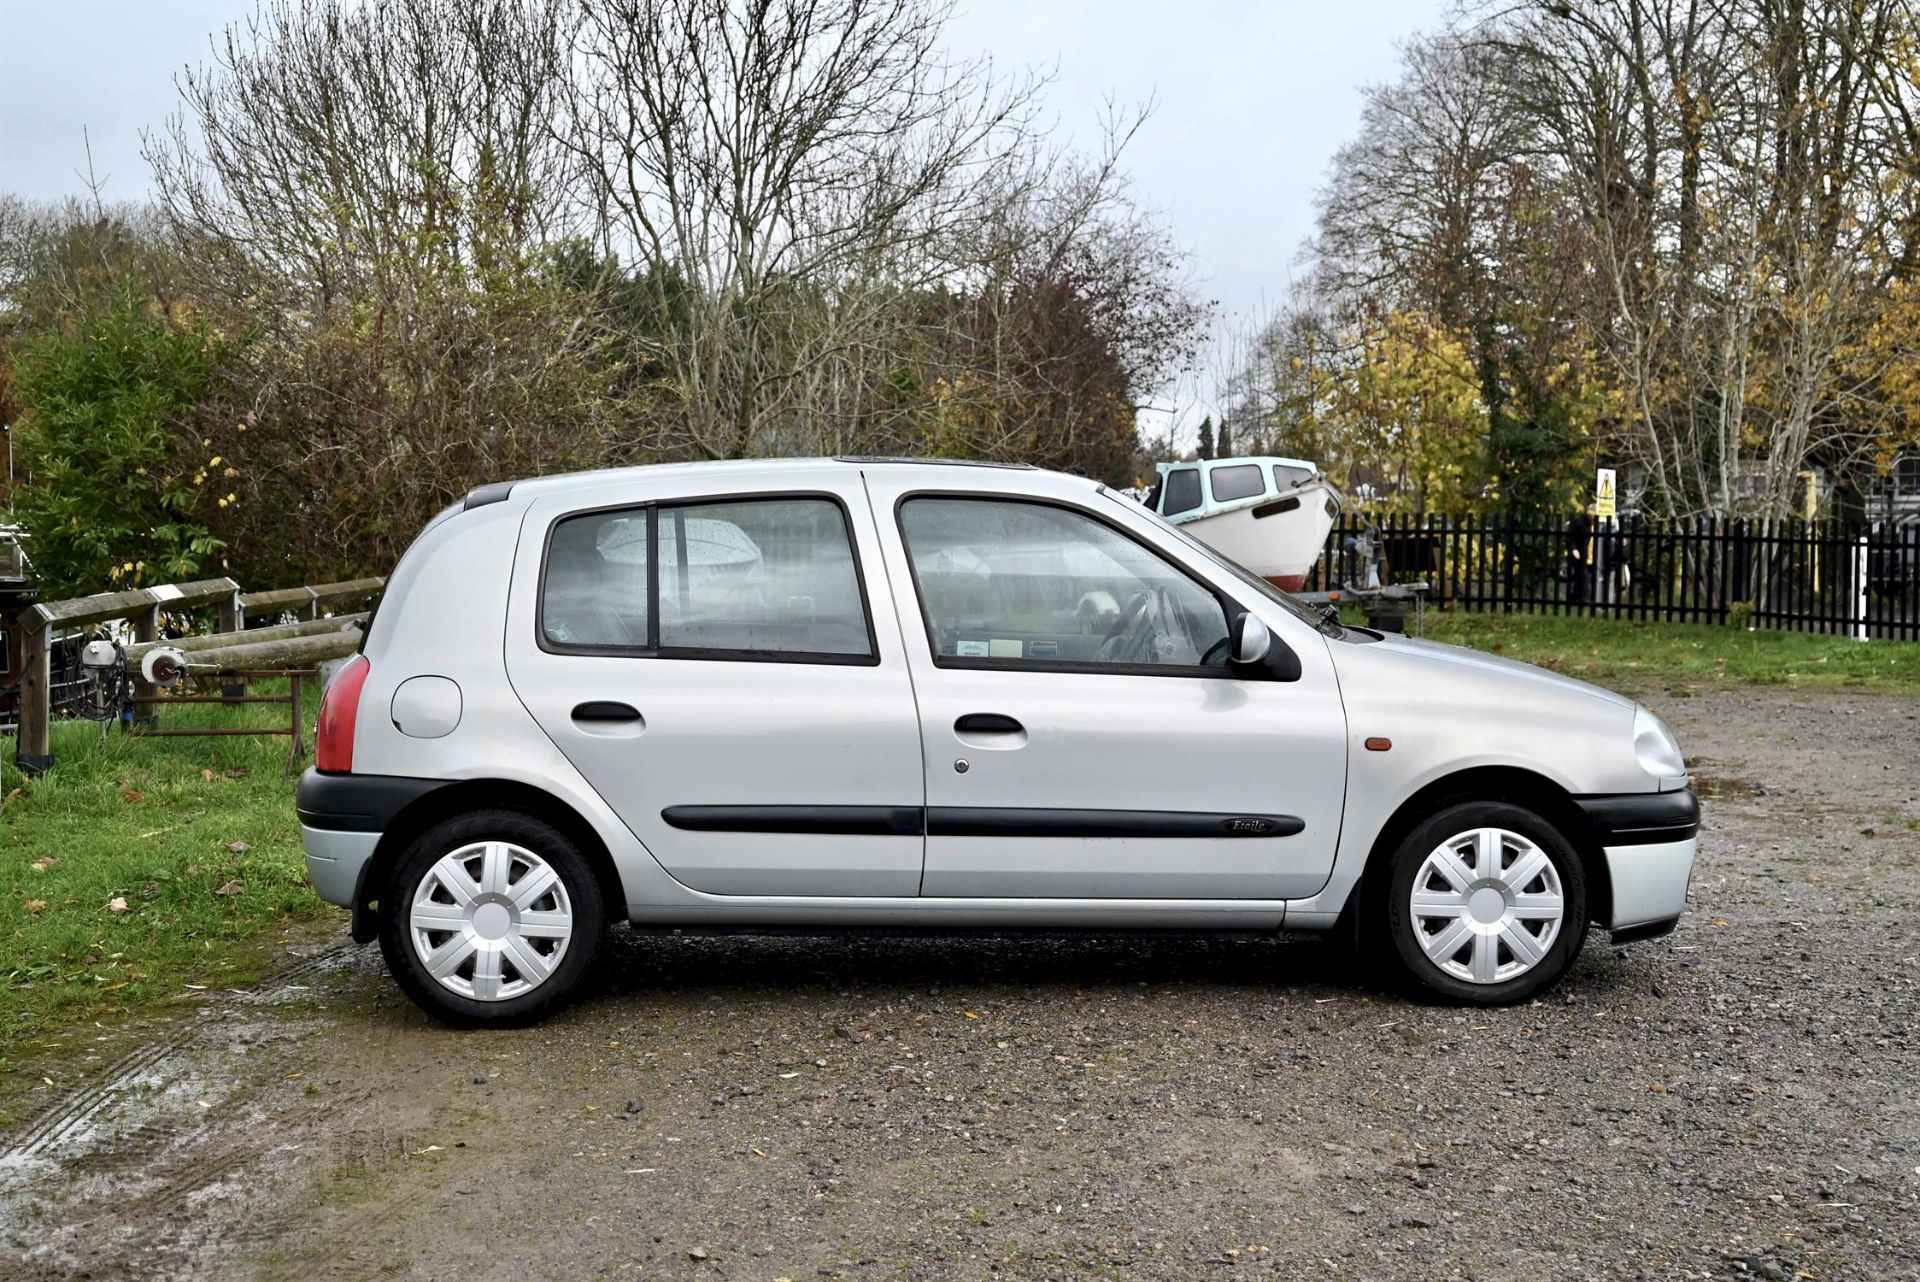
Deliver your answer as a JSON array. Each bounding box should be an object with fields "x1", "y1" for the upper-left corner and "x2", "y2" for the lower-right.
[{"x1": 562, "y1": 0, "x2": 1043, "y2": 458}]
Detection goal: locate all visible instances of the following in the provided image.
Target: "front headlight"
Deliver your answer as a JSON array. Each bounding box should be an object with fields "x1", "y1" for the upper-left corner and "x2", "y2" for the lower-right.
[{"x1": 1633, "y1": 705, "x2": 1686, "y2": 779}]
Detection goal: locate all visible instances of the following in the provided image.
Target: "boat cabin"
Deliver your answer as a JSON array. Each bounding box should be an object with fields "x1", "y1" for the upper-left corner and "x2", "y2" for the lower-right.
[{"x1": 1149, "y1": 457, "x2": 1323, "y2": 522}]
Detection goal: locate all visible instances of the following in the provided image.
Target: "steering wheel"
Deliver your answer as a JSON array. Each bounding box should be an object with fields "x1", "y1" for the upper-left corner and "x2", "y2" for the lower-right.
[
  {"x1": 1097, "y1": 590, "x2": 1154, "y2": 662},
  {"x1": 1101, "y1": 590, "x2": 1151, "y2": 644}
]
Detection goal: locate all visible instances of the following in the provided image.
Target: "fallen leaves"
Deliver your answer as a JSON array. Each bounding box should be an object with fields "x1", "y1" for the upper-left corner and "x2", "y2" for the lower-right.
[
  {"x1": 121, "y1": 788, "x2": 144, "y2": 804},
  {"x1": 0, "y1": 786, "x2": 24, "y2": 814},
  {"x1": 227, "y1": 841, "x2": 251, "y2": 854},
  {"x1": 26, "y1": 899, "x2": 47, "y2": 915},
  {"x1": 107, "y1": 897, "x2": 130, "y2": 915},
  {"x1": 215, "y1": 879, "x2": 244, "y2": 897},
  {"x1": 30, "y1": 857, "x2": 56, "y2": 873}
]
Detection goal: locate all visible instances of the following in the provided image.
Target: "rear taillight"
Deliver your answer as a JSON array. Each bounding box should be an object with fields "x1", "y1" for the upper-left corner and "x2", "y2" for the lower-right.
[{"x1": 315, "y1": 654, "x2": 370, "y2": 774}]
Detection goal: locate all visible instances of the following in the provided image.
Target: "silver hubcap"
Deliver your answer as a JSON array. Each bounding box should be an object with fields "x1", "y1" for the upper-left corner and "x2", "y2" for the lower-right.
[
  {"x1": 408, "y1": 841, "x2": 573, "y2": 1002},
  {"x1": 1410, "y1": 827, "x2": 1564, "y2": 985}
]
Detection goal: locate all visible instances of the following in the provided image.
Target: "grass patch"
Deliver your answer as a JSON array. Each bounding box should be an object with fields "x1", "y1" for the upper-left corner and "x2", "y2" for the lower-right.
[
  {"x1": 1, "y1": 680, "x2": 337, "y2": 1109},
  {"x1": 1360, "y1": 610, "x2": 1920, "y2": 692}
]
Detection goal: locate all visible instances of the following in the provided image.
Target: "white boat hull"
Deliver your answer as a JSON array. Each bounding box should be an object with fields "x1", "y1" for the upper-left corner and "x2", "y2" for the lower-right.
[{"x1": 1172, "y1": 481, "x2": 1341, "y2": 592}]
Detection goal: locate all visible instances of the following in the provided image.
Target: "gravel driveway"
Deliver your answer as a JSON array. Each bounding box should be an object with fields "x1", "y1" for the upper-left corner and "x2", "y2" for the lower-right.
[{"x1": 3, "y1": 686, "x2": 1917, "y2": 1281}]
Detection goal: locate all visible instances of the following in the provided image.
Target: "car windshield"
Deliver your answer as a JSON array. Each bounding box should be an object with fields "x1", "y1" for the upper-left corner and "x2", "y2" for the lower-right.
[{"x1": 1100, "y1": 487, "x2": 1345, "y2": 638}]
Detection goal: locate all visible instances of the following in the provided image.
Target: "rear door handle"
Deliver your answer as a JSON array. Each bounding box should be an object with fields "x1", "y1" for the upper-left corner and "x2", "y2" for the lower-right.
[
  {"x1": 955, "y1": 713, "x2": 1023, "y2": 735},
  {"x1": 572, "y1": 701, "x2": 642, "y2": 723}
]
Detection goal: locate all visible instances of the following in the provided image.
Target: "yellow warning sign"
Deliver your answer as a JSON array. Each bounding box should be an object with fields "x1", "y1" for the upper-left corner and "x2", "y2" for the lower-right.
[{"x1": 1595, "y1": 468, "x2": 1617, "y2": 518}]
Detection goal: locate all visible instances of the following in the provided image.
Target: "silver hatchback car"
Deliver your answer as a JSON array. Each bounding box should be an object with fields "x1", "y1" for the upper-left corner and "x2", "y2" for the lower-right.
[{"x1": 298, "y1": 459, "x2": 1696, "y2": 1024}]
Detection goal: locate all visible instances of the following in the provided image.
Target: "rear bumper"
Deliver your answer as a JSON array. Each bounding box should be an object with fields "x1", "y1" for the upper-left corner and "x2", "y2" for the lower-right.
[
  {"x1": 302, "y1": 825, "x2": 380, "y2": 909},
  {"x1": 295, "y1": 768, "x2": 444, "y2": 832},
  {"x1": 1574, "y1": 789, "x2": 1699, "y2": 934},
  {"x1": 296, "y1": 770, "x2": 445, "y2": 915}
]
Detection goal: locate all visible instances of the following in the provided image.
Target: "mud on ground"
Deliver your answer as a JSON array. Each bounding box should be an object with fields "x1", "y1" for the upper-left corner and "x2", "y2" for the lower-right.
[{"x1": 2, "y1": 687, "x2": 1917, "y2": 1281}]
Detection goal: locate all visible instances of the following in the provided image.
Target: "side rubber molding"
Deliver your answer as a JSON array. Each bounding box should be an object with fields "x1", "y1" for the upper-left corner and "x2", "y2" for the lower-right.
[
  {"x1": 659, "y1": 805, "x2": 1305, "y2": 839},
  {"x1": 663, "y1": 805, "x2": 923, "y2": 836},
  {"x1": 296, "y1": 769, "x2": 446, "y2": 832},
  {"x1": 1574, "y1": 789, "x2": 1699, "y2": 845},
  {"x1": 926, "y1": 808, "x2": 1304, "y2": 838}
]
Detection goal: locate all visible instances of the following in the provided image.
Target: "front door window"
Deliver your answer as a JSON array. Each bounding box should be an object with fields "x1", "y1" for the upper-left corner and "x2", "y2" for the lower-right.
[{"x1": 898, "y1": 497, "x2": 1232, "y2": 670}]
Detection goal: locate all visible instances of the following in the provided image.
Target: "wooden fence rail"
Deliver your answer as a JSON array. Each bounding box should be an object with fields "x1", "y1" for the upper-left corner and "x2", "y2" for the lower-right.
[{"x1": 11, "y1": 576, "x2": 381, "y2": 775}]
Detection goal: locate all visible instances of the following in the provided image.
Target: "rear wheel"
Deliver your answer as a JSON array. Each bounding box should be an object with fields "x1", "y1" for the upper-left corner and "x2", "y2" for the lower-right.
[
  {"x1": 1378, "y1": 801, "x2": 1587, "y2": 1004},
  {"x1": 378, "y1": 811, "x2": 603, "y2": 1026}
]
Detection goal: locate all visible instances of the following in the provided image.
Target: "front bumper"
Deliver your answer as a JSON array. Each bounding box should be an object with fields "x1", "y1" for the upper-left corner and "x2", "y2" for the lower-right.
[{"x1": 1574, "y1": 790, "x2": 1699, "y2": 935}]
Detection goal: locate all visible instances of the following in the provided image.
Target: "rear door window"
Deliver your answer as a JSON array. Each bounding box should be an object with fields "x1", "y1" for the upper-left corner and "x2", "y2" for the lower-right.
[{"x1": 542, "y1": 496, "x2": 874, "y2": 661}]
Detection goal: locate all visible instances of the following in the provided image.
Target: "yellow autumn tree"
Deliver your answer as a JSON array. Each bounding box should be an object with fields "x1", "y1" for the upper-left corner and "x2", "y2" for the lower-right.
[{"x1": 1318, "y1": 311, "x2": 1491, "y2": 517}]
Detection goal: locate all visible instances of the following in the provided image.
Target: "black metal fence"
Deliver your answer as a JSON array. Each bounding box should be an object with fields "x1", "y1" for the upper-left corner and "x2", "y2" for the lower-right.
[{"x1": 1308, "y1": 513, "x2": 1920, "y2": 642}]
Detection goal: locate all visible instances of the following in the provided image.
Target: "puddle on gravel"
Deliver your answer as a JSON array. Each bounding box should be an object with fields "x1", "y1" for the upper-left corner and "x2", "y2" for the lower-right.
[
  {"x1": 1692, "y1": 774, "x2": 1766, "y2": 800},
  {"x1": 0, "y1": 943, "x2": 363, "y2": 1282},
  {"x1": 1685, "y1": 759, "x2": 1767, "y2": 800}
]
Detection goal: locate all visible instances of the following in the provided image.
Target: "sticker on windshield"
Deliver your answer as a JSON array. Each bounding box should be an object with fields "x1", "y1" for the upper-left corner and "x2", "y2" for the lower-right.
[
  {"x1": 989, "y1": 639, "x2": 1023, "y2": 658},
  {"x1": 1028, "y1": 639, "x2": 1058, "y2": 658},
  {"x1": 955, "y1": 639, "x2": 990, "y2": 657}
]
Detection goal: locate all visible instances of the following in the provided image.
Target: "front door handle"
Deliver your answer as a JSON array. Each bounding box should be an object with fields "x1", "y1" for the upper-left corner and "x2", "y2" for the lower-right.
[
  {"x1": 572, "y1": 701, "x2": 642, "y2": 723},
  {"x1": 955, "y1": 713, "x2": 1024, "y2": 735}
]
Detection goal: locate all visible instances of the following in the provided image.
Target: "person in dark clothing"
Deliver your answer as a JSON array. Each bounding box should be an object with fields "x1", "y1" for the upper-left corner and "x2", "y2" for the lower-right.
[{"x1": 1566, "y1": 508, "x2": 1593, "y2": 606}]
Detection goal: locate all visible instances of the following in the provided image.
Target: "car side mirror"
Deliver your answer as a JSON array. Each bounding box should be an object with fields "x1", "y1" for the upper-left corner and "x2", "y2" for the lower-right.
[
  {"x1": 1230, "y1": 612, "x2": 1270, "y2": 665},
  {"x1": 1229, "y1": 612, "x2": 1303, "y2": 681}
]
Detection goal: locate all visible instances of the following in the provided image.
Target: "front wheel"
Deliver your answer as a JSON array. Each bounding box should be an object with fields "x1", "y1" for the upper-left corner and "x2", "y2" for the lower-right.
[
  {"x1": 1378, "y1": 801, "x2": 1588, "y2": 1005},
  {"x1": 377, "y1": 811, "x2": 604, "y2": 1026}
]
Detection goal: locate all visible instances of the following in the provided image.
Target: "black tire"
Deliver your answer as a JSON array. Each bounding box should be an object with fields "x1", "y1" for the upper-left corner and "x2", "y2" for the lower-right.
[
  {"x1": 377, "y1": 810, "x2": 604, "y2": 1027},
  {"x1": 1376, "y1": 800, "x2": 1588, "y2": 1005}
]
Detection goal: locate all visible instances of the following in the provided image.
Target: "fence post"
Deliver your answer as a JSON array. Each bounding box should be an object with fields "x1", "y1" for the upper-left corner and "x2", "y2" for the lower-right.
[
  {"x1": 15, "y1": 620, "x2": 53, "y2": 775},
  {"x1": 131, "y1": 603, "x2": 161, "y2": 725},
  {"x1": 217, "y1": 586, "x2": 242, "y2": 635},
  {"x1": 1854, "y1": 534, "x2": 1870, "y2": 642},
  {"x1": 288, "y1": 671, "x2": 306, "y2": 772}
]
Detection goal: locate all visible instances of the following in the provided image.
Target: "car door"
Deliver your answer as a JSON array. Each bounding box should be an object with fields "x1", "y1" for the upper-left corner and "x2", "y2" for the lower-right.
[
  {"x1": 502, "y1": 470, "x2": 926, "y2": 897},
  {"x1": 867, "y1": 476, "x2": 1348, "y2": 901}
]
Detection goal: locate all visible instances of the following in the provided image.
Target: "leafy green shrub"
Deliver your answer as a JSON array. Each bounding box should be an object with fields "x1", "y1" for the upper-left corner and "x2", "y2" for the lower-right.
[{"x1": 11, "y1": 295, "x2": 226, "y2": 596}]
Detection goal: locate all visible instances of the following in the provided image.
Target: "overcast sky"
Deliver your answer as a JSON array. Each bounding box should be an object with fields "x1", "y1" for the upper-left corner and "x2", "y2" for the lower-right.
[{"x1": 0, "y1": 0, "x2": 1445, "y2": 439}]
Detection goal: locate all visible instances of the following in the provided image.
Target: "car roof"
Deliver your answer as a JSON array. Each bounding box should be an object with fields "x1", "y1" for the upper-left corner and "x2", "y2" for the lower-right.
[{"x1": 462, "y1": 456, "x2": 1089, "y2": 511}]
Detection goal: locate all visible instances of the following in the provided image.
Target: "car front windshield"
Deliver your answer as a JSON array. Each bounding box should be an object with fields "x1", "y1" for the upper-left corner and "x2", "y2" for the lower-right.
[{"x1": 1098, "y1": 488, "x2": 1344, "y2": 637}]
